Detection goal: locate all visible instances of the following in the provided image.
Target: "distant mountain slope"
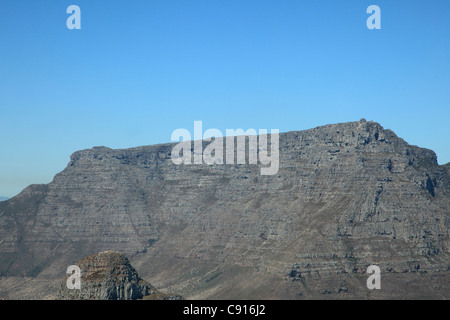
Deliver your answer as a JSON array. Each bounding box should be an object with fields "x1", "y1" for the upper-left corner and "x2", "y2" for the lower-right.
[
  {"x1": 0, "y1": 119, "x2": 448, "y2": 299},
  {"x1": 0, "y1": 197, "x2": 9, "y2": 202}
]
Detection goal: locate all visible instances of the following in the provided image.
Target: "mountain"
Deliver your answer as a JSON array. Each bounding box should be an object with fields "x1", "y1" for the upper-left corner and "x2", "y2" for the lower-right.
[
  {"x1": 58, "y1": 250, "x2": 182, "y2": 300},
  {"x1": 0, "y1": 119, "x2": 448, "y2": 299},
  {"x1": 0, "y1": 197, "x2": 9, "y2": 202}
]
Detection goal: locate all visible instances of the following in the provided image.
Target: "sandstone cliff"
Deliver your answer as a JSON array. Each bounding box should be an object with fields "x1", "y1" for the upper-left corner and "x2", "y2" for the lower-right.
[
  {"x1": 0, "y1": 120, "x2": 448, "y2": 299},
  {"x1": 58, "y1": 250, "x2": 181, "y2": 300},
  {"x1": 59, "y1": 251, "x2": 149, "y2": 300}
]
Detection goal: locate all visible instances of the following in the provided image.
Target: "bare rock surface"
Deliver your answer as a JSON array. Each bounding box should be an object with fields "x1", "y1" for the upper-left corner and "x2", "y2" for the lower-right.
[
  {"x1": 57, "y1": 251, "x2": 175, "y2": 300},
  {"x1": 0, "y1": 120, "x2": 448, "y2": 299}
]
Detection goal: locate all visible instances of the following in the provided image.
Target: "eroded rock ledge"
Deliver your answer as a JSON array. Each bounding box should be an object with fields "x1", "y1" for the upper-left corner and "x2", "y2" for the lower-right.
[{"x1": 58, "y1": 251, "x2": 182, "y2": 300}]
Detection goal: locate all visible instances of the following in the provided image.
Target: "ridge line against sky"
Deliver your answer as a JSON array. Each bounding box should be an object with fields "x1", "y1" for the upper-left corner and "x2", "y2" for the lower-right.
[{"x1": 1, "y1": 0, "x2": 449, "y2": 197}]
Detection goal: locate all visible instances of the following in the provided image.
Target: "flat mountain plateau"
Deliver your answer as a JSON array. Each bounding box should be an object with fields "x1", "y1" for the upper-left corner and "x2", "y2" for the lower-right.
[{"x1": 0, "y1": 119, "x2": 448, "y2": 299}]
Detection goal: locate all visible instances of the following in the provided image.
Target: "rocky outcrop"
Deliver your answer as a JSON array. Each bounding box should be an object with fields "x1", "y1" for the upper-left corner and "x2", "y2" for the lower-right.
[
  {"x1": 58, "y1": 251, "x2": 181, "y2": 300},
  {"x1": 0, "y1": 120, "x2": 448, "y2": 299}
]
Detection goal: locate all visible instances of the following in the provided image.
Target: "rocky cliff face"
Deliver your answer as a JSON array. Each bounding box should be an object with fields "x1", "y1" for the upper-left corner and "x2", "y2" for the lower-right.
[
  {"x1": 58, "y1": 251, "x2": 159, "y2": 300},
  {"x1": 0, "y1": 120, "x2": 448, "y2": 299}
]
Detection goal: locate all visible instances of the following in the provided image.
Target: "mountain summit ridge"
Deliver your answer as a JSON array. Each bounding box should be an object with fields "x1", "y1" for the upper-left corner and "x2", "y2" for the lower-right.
[{"x1": 0, "y1": 119, "x2": 448, "y2": 299}]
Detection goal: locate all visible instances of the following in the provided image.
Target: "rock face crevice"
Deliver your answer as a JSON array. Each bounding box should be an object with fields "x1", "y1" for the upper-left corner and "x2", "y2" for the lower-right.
[{"x1": 0, "y1": 119, "x2": 449, "y2": 299}]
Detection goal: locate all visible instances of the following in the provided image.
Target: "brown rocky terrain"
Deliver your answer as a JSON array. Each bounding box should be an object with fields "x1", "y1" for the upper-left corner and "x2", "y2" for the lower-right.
[
  {"x1": 0, "y1": 119, "x2": 448, "y2": 299},
  {"x1": 58, "y1": 250, "x2": 181, "y2": 300}
]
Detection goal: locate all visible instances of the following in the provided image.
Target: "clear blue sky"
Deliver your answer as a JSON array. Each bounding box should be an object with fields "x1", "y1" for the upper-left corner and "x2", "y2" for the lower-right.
[{"x1": 1, "y1": 0, "x2": 449, "y2": 198}]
